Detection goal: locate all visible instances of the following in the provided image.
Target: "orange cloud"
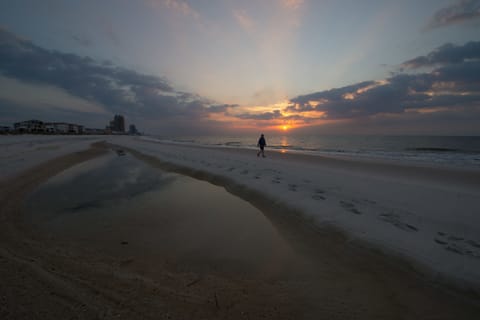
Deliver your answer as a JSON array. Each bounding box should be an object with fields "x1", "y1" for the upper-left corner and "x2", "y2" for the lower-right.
[{"x1": 282, "y1": 0, "x2": 304, "y2": 10}]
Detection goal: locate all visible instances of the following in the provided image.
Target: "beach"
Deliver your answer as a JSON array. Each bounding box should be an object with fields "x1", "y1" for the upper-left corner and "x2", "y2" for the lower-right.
[{"x1": 1, "y1": 135, "x2": 480, "y2": 319}]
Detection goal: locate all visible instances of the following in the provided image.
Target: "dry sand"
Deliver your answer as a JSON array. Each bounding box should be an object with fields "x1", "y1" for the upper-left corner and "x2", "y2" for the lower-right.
[{"x1": 1, "y1": 141, "x2": 480, "y2": 319}]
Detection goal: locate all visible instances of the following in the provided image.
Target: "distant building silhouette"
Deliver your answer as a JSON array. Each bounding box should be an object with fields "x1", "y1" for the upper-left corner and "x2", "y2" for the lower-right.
[
  {"x1": 14, "y1": 120, "x2": 45, "y2": 133},
  {"x1": 0, "y1": 126, "x2": 11, "y2": 134},
  {"x1": 128, "y1": 124, "x2": 138, "y2": 135},
  {"x1": 108, "y1": 114, "x2": 125, "y2": 133}
]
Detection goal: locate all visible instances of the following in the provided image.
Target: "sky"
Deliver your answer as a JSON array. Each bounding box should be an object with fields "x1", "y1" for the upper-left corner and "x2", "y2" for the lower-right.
[{"x1": 0, "y1": 0, "x2": 480, "y2": 135}]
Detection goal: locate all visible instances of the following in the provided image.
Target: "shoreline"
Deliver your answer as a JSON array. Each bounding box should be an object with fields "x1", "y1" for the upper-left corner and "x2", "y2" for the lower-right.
[
  {"x1": 1, "y1": 140, "x2": 480, "y2": 318},
  {"x1": 139, "y1": 136, "x2": 480, "y2": 171},
  {"x1": 139, "y1": 136, "x2": 480, "y2": 187}
]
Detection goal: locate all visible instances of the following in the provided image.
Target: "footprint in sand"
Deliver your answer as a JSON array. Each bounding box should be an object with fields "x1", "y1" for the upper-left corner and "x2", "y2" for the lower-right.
[
  {"x1": 240, "y1": 169, "x2": 249, "y2": 175},
  {"x1": 434, "y1": 232, "x2": 480, "y2": 258},
  {"x1": 467, "y1": 240, "x2": 480, "y2": 249},
  {"x1": 227, "y1": 167, "x2": 235, "y2": 172},
  {"x1": 312, "y1": 194, "x2": 326, "y2": 200},
  {"x1": 379, "y1": 212, "x2": 417, "y2": 231},
  {"x1": 288, "y1": 184, "x2": 297, "y2": 192},
  {"x1": 312, "y1": 189, "x2": 326, "y2": 200},
  {"x1": 271, "y1": 176, "x2": 282, "y2": 184},
  {"x1": 434, "y1": 238, "x2": 448, "y2": 245},
  {"x1": 340, "y1": 200, "x2": 362, "y2": 215},
  {"x1": 353, "y1": 198, "x2": 377, "y2": 205}
]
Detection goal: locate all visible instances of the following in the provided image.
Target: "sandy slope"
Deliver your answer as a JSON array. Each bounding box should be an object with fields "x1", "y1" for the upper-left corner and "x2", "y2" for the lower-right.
[{"x1": 0, "y1": 139, "x2": 479, "y2": 319}]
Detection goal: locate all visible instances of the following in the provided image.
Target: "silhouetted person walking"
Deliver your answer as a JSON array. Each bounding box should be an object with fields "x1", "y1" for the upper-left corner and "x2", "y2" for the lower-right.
[{"x1": 257, "y1": 134, "x2": 266, "y2": 157}]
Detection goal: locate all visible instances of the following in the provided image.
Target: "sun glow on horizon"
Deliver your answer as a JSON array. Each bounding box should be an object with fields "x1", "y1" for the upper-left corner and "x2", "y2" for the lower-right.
[{"x1": 207, "y1": 98, "x2": 331, "y2": 133}]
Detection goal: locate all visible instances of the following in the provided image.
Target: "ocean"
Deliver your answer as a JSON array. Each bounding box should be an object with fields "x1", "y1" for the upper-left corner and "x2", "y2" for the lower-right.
[{"x1": 148, "y1": 135, "x2": 480, "y2": 169}]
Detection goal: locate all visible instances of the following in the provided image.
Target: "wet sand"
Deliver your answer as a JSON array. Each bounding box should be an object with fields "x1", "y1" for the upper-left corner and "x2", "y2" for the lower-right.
[{"x1": 1, "y1": 142, "x2": 480, "y2": 319}]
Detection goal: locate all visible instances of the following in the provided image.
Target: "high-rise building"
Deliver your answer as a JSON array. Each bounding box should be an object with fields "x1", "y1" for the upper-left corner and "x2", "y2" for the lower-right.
[
  {"x1": 128, "y1": 124, "x2": 138, "y2": 135},
  {"x1": 109, "y1": 114, "x2": 125, "y2": 133}
]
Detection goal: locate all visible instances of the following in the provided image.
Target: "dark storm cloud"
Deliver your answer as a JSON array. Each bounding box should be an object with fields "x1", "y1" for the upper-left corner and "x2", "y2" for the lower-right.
[
  {"x1": 286, "y1": 42, "x2": 480, "y2": 121},
  {"x1": 0, "y1": 27, "x2": 226, "y2": 131},
  {"x1": 402, "y1": 41, "x2": 480, "y2": 69},
  {"x1": 426, "y1": 0, "x2": 480, "y2": 29}
]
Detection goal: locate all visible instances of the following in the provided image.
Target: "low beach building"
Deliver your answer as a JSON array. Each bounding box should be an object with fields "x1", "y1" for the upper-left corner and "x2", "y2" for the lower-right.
[
  {"x1": 44, "y1": 123, "x2": 56, "y2": 134},
  {"x1": 14, "y1": 120, "x2": 45, "y2": 133},
  {"x1": 68, "y1": 123, "x2": 83, "y2": 134},
  {"x1": 43, "y1": 122, "x2": 68, "y2": 134},
  {"x1": 0, "y1": 126, "x2": 11, "y2": 134},
  {"x1": 45, "y1": 122, "x2": 81, "y2": 134},
  {"x1": 14, "y1": 120, "x2": 84, "y2": 134},
  {"x1": 84, "y1": 128, "x2": 106, "y2": 135}
]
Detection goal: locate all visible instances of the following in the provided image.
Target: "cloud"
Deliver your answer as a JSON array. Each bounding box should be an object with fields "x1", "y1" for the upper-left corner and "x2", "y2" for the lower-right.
[
  {"x1": 289, "y1": 81, "x2": 377, "y2": 108},
  {"x1": 0, "y1": 75, "x2": 107, "y2": 115},
  {"x1": 0, "y1": 27, "x2": 229, "y2": 134},
  {"x1": 233, "y1": 9, "x2": 255, "y2": 32},
  {"x1": 426, "y1": 0, "x2": 480, "y2": 29},
  {"x1": 145, "y1": 0, "x2": 200, "y2": 19},
  {"x1": 286, "y1": 41, "x2": 480, "y2": 122},
  {"x1": 71, "y1": 34, "x2": 93, "y2": 47},
  {"x1": 282, "y1": 0, "x2": 304, "y2": 10},
  {"x1": 402, "y1": 41, "x2": 480, "y2": 69},
  {"x1": 208, "y1": 104, "x2": 239, "y2": 113},
  {"x1": 0, "y1": 28, "x2": 173, "y2": 109},
  {"x1": 235, "y1": 110, "x2": 283, "y2": 120}
]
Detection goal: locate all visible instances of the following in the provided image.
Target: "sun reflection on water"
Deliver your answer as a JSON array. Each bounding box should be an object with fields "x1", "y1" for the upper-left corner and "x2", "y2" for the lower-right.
[{"x1": 280, "y1": 136, "x2": 288, "y2": 153}]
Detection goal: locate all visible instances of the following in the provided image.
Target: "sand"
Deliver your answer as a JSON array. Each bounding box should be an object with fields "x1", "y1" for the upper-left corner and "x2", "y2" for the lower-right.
[
  {"x1": 1, "y1": 138, "x2": 480, "y2": 319},
  {"x1": 109, "y1": 136, "x2": 480, "y2": 289}
]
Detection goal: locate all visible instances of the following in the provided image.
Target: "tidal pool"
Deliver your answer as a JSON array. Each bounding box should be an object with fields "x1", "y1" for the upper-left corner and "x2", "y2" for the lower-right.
[{"x1": 25, "y1": 151, "x2": 303, "y2": 278}]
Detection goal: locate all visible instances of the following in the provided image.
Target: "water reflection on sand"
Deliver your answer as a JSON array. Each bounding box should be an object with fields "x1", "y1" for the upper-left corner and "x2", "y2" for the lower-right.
[{"x1": 26, "y1": 151, "x2": 304, "y2": 278}]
